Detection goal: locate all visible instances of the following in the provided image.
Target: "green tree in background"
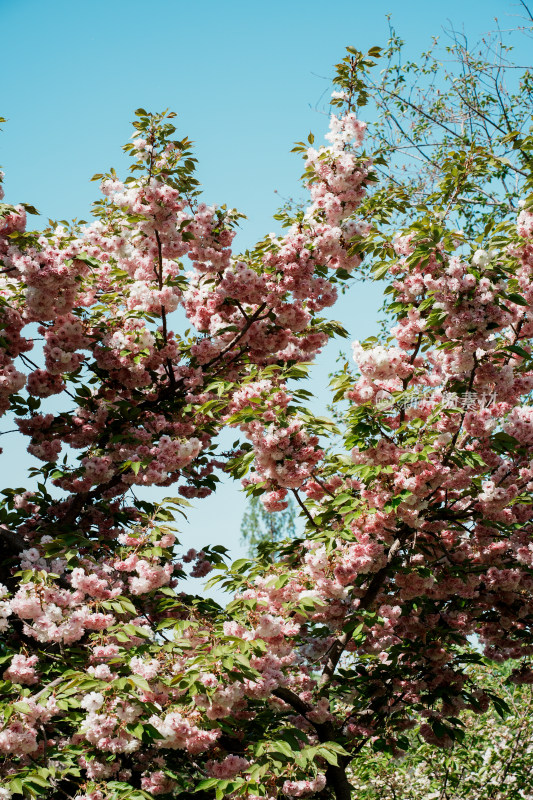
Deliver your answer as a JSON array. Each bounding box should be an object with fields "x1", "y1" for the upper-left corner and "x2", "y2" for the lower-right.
[
  {"x1": 240, "y1": 495, "x2": 296, "y2": 556},
  {"x1": 349, "y1": 661, "x2": 533, "y2": 800}
]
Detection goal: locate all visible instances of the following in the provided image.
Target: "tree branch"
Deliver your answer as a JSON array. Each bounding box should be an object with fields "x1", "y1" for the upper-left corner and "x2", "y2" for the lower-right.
[{"x1": 320, "y1": 538, "x2": 402, "y2": 687}]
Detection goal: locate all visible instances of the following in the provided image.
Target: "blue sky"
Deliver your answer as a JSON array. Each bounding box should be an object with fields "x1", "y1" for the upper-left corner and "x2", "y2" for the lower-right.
[{"x1": 1, "y1": 0, "x2": 528, "y2": 595}]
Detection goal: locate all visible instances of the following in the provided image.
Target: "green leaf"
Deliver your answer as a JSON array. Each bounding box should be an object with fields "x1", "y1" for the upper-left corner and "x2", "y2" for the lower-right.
[
  {"x1": 271, "y1": 740, "x2": 294, "y2": 758},
  {"x1": 230, "y1": 558, "x2": 250, "y2": 573},
  {"x1": 13, "y1": 701, "x2": 32, "y2": 714},
  {"x1": 506, "y1": 344, "x2": 530, "y2": 359},
  {"x1": 128, "y1": 674, "x2": 152, "y2": 693},
  {"x1": 9, "y1": 778, "x2": 24, "y2": 795},
  {"x1": 506, "y1": 292, "x2": 528, "y2": 306},
  {"x1": 316, "y1": 745, "x2": 339, "y2": 766},
  {"x1": 195, "y1": 779, "x2": 219, "y2": 791},
  {"x1": 21, "y1": 203, "x2": 40, "y2": 215}
]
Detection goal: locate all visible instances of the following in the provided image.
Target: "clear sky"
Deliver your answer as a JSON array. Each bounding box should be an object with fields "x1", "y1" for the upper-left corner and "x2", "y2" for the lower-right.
[{"x1": 0, "y1": 0, "x2": 528, "y2": 597}]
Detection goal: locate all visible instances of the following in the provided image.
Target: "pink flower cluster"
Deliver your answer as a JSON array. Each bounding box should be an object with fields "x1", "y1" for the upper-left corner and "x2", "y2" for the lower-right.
[
  {"x1": 3, "y1": 654, "x2": 39, "y2": 685},
  {"x1": 282, "y1": 774, "x2": 327, "y2": 796},
  {"x1": 243, "y1": 417, "x2": 323, "y2": 491},
  {"x1": 205, "y1": 754, "x2": 251, "y2": 778}
]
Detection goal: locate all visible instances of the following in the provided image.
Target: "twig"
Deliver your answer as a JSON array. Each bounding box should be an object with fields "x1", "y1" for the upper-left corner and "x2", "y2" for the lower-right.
[{"x1": 291, "y1": 488, "x2": 318, "y2": 528}]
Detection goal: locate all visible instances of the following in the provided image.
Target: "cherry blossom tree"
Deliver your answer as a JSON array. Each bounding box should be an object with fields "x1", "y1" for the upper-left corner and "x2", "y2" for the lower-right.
[
  {"x1": 1, "y1": 37, "x2": 533, "y2": 800},
  {"x1": 0, "y1": 50, "x2": 375, "y2": 800}
]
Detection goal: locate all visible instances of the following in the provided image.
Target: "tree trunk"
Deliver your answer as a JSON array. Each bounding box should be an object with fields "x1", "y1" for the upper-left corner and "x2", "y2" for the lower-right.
[{"x1": 326, "y1": 762, "x2": 353, "y2": 800}]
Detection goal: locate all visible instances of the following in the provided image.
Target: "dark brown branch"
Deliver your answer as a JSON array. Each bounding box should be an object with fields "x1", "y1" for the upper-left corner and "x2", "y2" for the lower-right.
[
  {"x1": 273, "y1": 686, "x2": 312, "y2": 715},
  {"x1": 0, "y1": 525, "x2": 25, "y2": 583},
  {"x1": 442, "y1": 355, "x2": 478, "y2": 466},
  {"x1": 291, "y1": 488, "x2": 318, "y2": 528},
  {"x1": 273, "y1": 688, "x2": 354, "y2": 800},
  {"x1": 311, "y1": 473, "x2": 336, "y2": 498},
  {"x1": 204, "y1": 303, "x2": 268, "y2": 369},
  {"x1": 320, "y1": 538, "x2": 402, "y2": 687}
]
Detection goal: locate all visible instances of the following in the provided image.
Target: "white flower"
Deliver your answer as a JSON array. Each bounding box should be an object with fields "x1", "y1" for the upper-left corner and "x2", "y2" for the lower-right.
[
  {"x1": 472, "y1": 249, "x2": 492, "y2": 267},
  {"x1": 298, "y1": 590, "x2": 320, "y2": 601},
  {"x1": 21, "y1": 548, "x2": 40, "y2": 562},
  {"x1": 80, "y1": 691, "x2": 105, "y2": 712}
]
